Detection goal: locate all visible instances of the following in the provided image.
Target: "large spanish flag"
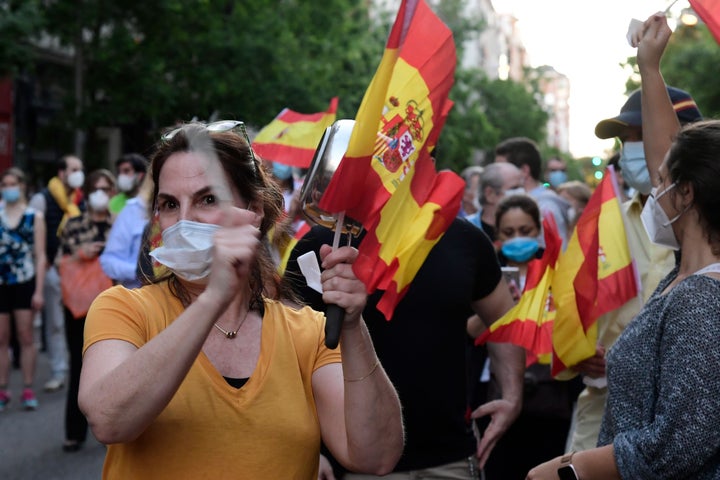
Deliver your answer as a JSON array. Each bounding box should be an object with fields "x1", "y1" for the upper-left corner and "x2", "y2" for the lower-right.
[
  {"x1": 551, "y1": 166, "x2": 639, "y2": 376},
  {"x1": 252, "y1": 97, "x2": 338, "y2": 168},
  {"x1": 317, "y1": 0, "x2": 459, "y2": 319},
  {"x1": 689, "y1": 0, "x2": 720, "y2": 44},
  {"x1": 475, "y1": 215, "x2": 562, "y2": 366}
]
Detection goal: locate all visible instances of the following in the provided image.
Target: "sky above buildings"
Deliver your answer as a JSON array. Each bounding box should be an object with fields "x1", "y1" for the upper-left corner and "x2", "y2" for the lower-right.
[{"x1": 491, "y1": 0, "x2": 686, "y2": 158}]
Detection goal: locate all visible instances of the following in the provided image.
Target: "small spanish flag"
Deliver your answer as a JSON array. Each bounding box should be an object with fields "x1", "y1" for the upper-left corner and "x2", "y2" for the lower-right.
[
  {"x1": 253, "y1": 97, "x2": 338, "y2": 168},
  {"x1": 476, "y1": 215, "x2": 562, "y2": 366},
  {"x1": 551, "y1": 166, "x2": 640, "y2": 376}
]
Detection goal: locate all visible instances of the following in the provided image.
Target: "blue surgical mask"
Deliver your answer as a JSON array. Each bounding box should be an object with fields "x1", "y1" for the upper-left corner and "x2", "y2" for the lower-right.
[
  {"x1": 2, "y1": 186, "x2": 21, "y2": 204},
  {"x1": 272, "y1": 162, "x2": 293, "y2": 181},
  {"x1": 548, "y1": 170, "x2": 568, "y2": 188},
  {"x1": 619, "y1": 141, "x2": 652, "y2": 195},
  {"x1": 501, "y1": 237, "x2": 540, "y2": 263}
]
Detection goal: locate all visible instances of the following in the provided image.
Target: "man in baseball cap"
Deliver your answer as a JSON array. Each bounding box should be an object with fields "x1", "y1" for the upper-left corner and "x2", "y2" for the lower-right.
[
  {"x1": 595, "y1": 86, "x2": 702, "y2": 140},
  {"x1": 594, "y1": 86, "x2": 701, "y2": 195}
]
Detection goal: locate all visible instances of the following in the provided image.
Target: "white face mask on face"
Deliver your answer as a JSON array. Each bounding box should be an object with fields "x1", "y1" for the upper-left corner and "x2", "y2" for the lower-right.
[
  {"x1": 503, "y1": 187, "x2": 526, "y2": 198},
  {"x1": 640, "y1": 183, "x2": 684, "y2": 250},
  {"x1": 149, "y1": 220, "x2": 220, "y2": 282},
  {"x1": 88, "y1": 189, "x2": 110, "y2": 211},
  {"x1": 67, "y1": 171, "x2": 85, "y2": 189},
  {"x1": 117, "y1": 173, "x2": 136, "y2": 193}
]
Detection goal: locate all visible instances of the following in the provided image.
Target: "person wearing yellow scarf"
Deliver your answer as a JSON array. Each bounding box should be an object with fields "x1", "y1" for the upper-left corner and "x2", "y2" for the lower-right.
[
  {"x1": 47, "y1": 176, "x2": 82, "y2": 235},
  {"x1": 27, "y1": 154, "x2": 84, "y2": 395}
]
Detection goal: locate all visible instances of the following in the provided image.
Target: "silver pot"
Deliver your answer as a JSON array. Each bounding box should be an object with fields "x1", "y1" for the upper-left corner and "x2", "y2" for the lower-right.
[{"x1": 299, "y1": 119, "x2": 363, "y2": 236}]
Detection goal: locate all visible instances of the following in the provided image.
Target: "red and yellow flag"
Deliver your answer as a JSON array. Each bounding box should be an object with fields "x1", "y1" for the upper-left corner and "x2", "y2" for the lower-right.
[
  {"x1": 317, "y1": 0, "x2": 459, "y2": 319},
  {"x1": 689, "y1": 0, "x2": 720, "y2": 44},
  {"x1": 253, "y1": 97, "x2": 338, "y2": 168},
  {"x1": 551, "y1": 166, "x2": 639, "y2": 376},
  {"x1": 475, "y1": 215, "x2": 562, "y2": 366}
]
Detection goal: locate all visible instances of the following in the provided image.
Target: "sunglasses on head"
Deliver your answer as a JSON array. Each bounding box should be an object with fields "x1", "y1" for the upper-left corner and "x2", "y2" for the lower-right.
[{"x1": 161, "y1": 120, "x2": 258, "y2": 169}]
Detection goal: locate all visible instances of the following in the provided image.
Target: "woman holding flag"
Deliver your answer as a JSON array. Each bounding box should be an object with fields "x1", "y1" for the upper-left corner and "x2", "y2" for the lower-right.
[
  {"x1": 528, "y1": 12, "x2": 720, "y2": 480},
  {"x1": 479, "y1": 194, "x2": 579, "y2": 480},
  {"x1": 77, "y1": 122, "x2": 403, "y2": 479}
]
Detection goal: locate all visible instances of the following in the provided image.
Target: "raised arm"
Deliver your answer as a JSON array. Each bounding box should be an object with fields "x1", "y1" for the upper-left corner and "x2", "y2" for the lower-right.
[
  {"x1": 635, "y1": 12, "x2": 680, "y2": 185},
  {"x1": 312, "y1": 245, "x2": 403, "y2": 475},
  {"x1": 470, "y1": 278, "x2": 525, "y2": 467}
]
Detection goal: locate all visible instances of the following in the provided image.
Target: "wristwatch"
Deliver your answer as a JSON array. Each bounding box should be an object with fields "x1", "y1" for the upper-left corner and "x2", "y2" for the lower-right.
[{"x1": 557, "y1": 451, "x2": 580, "y2": 480}]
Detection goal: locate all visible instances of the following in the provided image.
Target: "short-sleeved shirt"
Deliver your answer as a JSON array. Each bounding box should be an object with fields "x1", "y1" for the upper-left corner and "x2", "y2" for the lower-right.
[
  {"x1": 0, "y1": 207, "x2": 36, "y2": 285},
  {"x1": 84, "y1": 284, "x2": 340, "y2": 479}
]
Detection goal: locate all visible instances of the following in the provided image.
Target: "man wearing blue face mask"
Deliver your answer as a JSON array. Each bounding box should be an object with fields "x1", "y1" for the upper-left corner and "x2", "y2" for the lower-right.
[
  {"x1": 564, "y1": 85, "x2": 702, "y2": 453},
  {"x1": 544, "y1": 157, "x2": 568, "y2": 191}
]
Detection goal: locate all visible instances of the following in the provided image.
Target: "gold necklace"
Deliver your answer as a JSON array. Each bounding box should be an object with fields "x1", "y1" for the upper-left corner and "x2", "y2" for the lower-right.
[{"x1": 213, "y1": 307, "x2": 251, "y2": 339}]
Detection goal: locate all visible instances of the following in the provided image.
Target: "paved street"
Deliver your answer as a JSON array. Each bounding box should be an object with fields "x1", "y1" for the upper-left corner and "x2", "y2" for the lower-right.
[{"x1": 0, "y1": 351, "x2": 105, "y2": 480}]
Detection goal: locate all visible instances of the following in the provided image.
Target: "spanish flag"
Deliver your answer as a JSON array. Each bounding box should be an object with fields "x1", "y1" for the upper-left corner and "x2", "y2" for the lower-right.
[
  {"x1": 689, "y1": 0, "x2": 720, "y2": 44},
  {"x1": 317, "y1": 0, "x2": 459, "y2": 319},
  {"x1": 253, "y1": 97, "x2": 338, "y2": 168},
  {"x1": 551, "y1": 166, "x2": 639, "y2": 376},
  {"x1": 475, "y1": 215, "x2": 562, "y2": 366}
]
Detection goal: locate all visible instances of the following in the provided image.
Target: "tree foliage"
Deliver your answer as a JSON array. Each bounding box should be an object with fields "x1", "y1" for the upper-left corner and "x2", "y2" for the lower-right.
[
  {"x1": 31, "y1": 0, "x2": 385, "y2": 156},
  {"x1": 438, "y1": 67, "x2": 549, "y2": 172},
  {"x1": 622, "y1": 22, "x2": 720, "y2": 119},
  {"x1": 0, "y1": 0, "x2": 44, "y2": 76},
  {"x1": 3, "y1": 0, "x2": 550, "y2": 174}
]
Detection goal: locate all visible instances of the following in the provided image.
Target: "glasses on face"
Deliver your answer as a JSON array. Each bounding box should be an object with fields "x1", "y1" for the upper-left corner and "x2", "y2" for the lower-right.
[{"x1": 161, "y1": 120, "x2": 257, "y2": 166}]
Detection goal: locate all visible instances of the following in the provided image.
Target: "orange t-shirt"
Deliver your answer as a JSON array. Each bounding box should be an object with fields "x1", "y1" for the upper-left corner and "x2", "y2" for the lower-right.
[{"x1": 84, "y1": 284, "x2": 340, "y2": 479}]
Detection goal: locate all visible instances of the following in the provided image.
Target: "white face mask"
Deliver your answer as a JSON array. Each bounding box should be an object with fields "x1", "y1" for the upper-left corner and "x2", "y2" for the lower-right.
[
  {"x1": 640, "y1": 183, "x2": 683, "y2": 250},
  {"x1": 503, "y1": 187, "x2": 526, "y2": 198},
  {"x1": 67, "y1": 171, "x2": 85, "y2": 189},
  {"x1": 149, "y1": 220, "x2": 220, "y2": 282},
  {"x1": 117, "y1": 173, "x2": 136, "y2": 193},
  {"x1": 88, "y1": 189, "x2": 110, "y2": 211}
]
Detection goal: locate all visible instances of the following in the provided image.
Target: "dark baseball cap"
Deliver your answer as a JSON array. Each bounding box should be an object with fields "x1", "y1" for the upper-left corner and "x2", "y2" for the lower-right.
[{"x1": 594, "y1": 86, "x2": 702, "y2": 139}]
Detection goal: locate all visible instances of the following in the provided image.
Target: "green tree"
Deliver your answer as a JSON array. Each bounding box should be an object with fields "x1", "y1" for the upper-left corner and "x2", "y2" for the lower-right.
[
  {"x1": 622, "y1": 22, "x2": 720, "y2": 118},
  {"x1": 33, "y1": 0, "x2": 384, "y2": 160},
  {"x1": 0, "y1": 0, "x2": 43, "y2": 76},
  {"x1": 660, "y1": 23, "x2": 720, "y2": 118},
  {"x1": 438, "y1": 67, "x2": 549, "y2": 172}
]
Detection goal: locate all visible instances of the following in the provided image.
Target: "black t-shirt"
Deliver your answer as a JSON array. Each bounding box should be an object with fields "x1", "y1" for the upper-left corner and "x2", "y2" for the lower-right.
[{"x1": 285, "y1": 217, "x2": 502, "y2": 471}]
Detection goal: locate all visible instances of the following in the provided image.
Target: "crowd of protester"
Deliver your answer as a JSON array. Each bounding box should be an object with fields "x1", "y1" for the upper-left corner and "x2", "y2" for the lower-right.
[{"x1": 1, "y1": 11, "x2": 719, "y2": 480}]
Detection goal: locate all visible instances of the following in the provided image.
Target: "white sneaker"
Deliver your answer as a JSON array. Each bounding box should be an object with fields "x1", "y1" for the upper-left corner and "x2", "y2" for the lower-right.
[{"x1": 44, "y1": 377, "x2": 65, "y2": 392}]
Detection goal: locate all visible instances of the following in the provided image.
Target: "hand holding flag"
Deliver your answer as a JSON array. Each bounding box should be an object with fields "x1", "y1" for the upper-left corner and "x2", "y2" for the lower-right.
[{"x1": 315, "y1": 0, "x2": 461, "y2": 320}]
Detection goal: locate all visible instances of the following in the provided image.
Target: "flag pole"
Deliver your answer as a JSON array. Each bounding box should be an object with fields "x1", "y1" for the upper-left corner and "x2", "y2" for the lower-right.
[{"x1": 324, "y1": 212, "x2": 348, "y2": 349}]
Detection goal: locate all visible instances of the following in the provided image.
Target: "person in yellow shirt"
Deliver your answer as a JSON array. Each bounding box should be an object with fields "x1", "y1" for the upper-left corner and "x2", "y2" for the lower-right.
[{"x1": 79, "y1": 121, "x2": 403, "y2": 479}]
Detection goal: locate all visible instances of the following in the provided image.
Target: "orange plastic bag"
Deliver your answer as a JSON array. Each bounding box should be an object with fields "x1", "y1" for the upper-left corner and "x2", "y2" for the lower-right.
[{"x1": 58, "y1": 255, "x2": 113, "y2": 319}]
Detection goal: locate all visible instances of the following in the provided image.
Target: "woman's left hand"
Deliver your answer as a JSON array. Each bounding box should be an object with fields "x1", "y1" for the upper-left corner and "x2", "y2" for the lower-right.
[
  {"x1": 318, "y1": 244, "x2": 367, "y2": 324},
  {"x1": 31, "y1": 292, "x2": 44, "y2": 311}
]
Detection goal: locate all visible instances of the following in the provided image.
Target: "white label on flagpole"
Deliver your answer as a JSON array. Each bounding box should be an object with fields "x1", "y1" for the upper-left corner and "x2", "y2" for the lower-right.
[{"x1": 298, "y1": 251, "x2": 323, "y2": 293}]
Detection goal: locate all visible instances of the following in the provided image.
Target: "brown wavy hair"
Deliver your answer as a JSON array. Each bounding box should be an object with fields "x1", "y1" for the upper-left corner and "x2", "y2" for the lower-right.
[{"x1": 147, "y1": 123, "x2": 291, "y2": 307}]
